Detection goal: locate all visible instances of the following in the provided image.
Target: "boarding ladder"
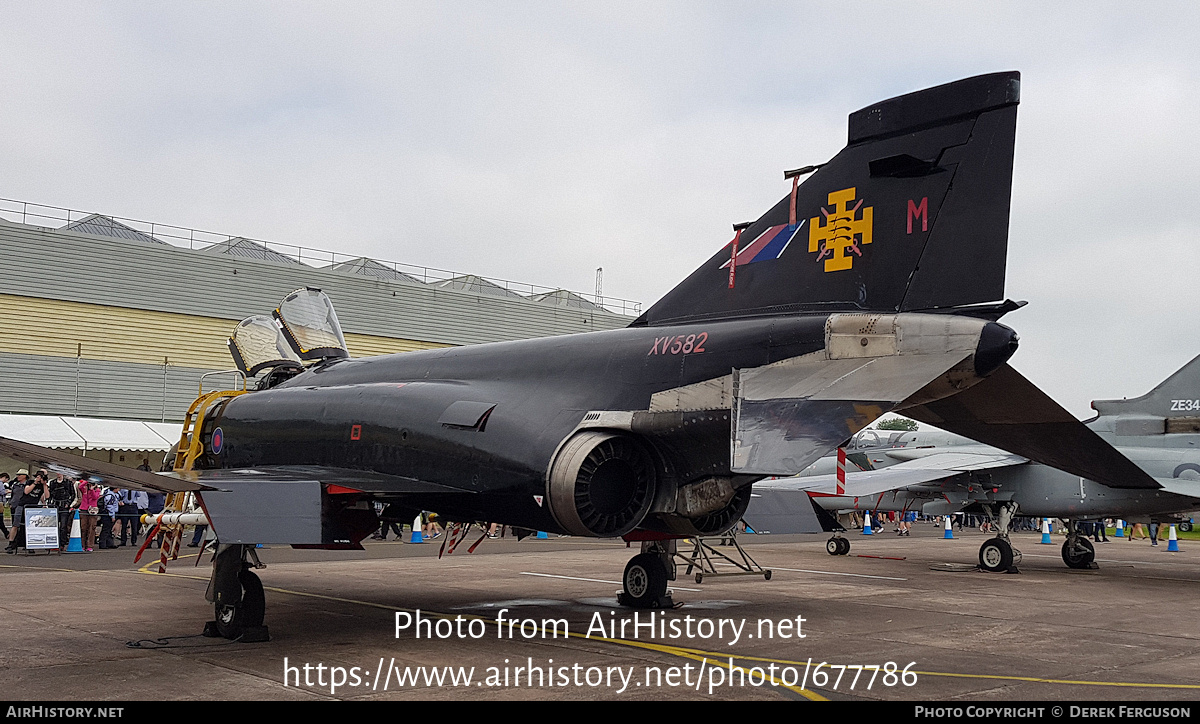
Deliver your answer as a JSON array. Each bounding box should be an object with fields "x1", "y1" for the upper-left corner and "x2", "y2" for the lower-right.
[{"x1": 145, "y1": 372, "x2": 248, "y2": 572}]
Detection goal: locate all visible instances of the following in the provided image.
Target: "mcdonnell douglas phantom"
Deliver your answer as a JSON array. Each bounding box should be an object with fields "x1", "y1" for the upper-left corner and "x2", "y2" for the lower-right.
[
  {"x1": 0, "y1": 71, "x2": 1161, "y2": 640},
  {"x1": 746, "y1": 354, "x2": 1200, "y2": 573}
]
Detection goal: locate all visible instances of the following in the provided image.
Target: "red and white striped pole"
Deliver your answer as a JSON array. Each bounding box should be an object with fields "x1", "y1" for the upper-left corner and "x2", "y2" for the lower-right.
[
  {"x1": 729, "y1": 221, "x2": 752, "y2": 289},
  {"x1": 836, "y1": 447, "x2": 847, "y2": 496}
]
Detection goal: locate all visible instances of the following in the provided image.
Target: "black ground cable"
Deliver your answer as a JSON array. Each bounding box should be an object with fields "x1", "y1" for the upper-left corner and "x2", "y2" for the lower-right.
[{"x1": 125, "y1": 633, "x2": 245, "y2": 649}]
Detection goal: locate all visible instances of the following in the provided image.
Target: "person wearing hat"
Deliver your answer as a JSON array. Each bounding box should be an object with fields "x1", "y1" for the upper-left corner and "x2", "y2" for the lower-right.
[{"x1": 7, "y1": 469, "x2": 45, "y2": 553}]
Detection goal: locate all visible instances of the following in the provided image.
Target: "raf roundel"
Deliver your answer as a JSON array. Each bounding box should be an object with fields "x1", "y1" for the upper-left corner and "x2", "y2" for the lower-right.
[{"x1": 211, "y1": 427, "x2": 224, "y2": 455}]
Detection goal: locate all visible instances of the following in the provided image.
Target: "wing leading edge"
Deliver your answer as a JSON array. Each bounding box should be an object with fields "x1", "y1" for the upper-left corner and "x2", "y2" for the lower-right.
[{"x1": 0, "y1": 435, "x2": 205, "y2": 493}]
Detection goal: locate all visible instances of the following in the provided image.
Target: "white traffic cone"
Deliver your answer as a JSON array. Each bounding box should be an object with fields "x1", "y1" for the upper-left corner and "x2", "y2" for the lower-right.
[
  {"x1": 1040, "y1": 518, "x2": 1052, "y2": 544},
  {"x1": 409, "y1": 514, "x2": 424, "y2": 543},
  {"x1": 1167, "y1": 525, "x2": 1180, "y2": 552},
  {"x1": 862, "y1": 512, "x2": 873, "y2": 535},
  {"x1": 943, "y1": 515, "x2": 954, "y2": 539}
]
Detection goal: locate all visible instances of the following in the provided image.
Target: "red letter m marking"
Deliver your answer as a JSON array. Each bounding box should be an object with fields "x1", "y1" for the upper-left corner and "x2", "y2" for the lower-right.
[{"x1": 907, "y1": 197, "x2": 928, "y2": 234}]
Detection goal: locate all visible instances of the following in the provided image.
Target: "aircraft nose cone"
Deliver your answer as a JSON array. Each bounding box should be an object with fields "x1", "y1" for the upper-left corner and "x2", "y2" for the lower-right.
[{"x1": 974, "y1": 322, "x2": 1019, "y2": 377}]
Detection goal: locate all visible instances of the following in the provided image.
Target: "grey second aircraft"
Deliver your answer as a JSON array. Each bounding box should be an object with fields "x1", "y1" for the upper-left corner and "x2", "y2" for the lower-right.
[
  {"x1": 0, "y1": 72, "x2": 1160, "y2": 639},
  {"x1": 746, "y1": 356, "x2": 1200, "y2": 572}
]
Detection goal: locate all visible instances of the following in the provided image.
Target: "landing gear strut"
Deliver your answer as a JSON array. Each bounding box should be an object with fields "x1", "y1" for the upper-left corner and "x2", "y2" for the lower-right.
[
  {"x1": 1061, "y1": 521, "x2": 1098, "y2": 570},
  {"x1": 977, "y1": 502, "x2": 1022, "y2": 573},
  {"x1": 203, "y1": 544, "x2": 270, "y2": 642},
  {"x1": 618, "y1": 540, "x2": 675, "y2": 609}
]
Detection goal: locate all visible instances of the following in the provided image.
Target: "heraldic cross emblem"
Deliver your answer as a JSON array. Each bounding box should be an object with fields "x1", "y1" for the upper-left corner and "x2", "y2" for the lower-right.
[{"x1": 809, "y1": 187, "x2": 873, "y2": 272}]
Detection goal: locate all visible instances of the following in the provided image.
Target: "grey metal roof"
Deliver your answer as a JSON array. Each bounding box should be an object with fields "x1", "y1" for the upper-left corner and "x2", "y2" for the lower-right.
[
  {"x1": 62, "y1": 214, "x2": 167, "y2": 245},
  {"x1": 527, "y1": 289, "x2": 601, "y2": 310},
  {"x1": 431, "y1": 274, "x2": 525, "y2": 299},
  {"x1": 202, "y1": 237, "x2": 302, "y2": 265},
  {"x1": 326, "y1": 257, "x2": 423, "y2": 284},
  {"x1": 1, "y1": 220, "x2": 635, "y2": 348}
]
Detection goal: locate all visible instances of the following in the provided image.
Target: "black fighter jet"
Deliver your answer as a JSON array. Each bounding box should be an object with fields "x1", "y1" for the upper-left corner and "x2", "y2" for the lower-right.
[{"x1": 1, "y1": 71, "x2": 1153, "y2": 640}]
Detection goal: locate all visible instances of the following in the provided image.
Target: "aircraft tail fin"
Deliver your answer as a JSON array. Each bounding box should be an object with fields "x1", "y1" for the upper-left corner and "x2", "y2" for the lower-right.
[
  {"x1": 1092, "y1": 354, "x2": 1200, "y2": 434},
  {"x1": 635, "y1": 71, "x2": 1020, "y2": 327}
]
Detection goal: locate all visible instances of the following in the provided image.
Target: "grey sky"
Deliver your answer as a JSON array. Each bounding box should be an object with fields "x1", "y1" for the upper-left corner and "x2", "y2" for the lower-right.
[{"x1": 2, "y1": 2, "x2": 1198, "y2": 417}]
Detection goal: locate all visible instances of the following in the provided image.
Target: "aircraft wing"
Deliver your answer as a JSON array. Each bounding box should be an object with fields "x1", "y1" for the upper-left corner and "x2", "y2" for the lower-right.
[
  {"x1": 759, "y1": 450, "x2": 1028, "y2": 498},
  {"x1": 169, "y1": 465, "x2": 476, "y2": 495},
  {"x1": 0, "y1": 435, "x2": 206, "y2": 493},
  {"x1": 1156, "y1": 478, "x2": 1200, "y2": 499},
  {"x1": 899, "y1": 364, "x2": 1161, "y2": 490}
]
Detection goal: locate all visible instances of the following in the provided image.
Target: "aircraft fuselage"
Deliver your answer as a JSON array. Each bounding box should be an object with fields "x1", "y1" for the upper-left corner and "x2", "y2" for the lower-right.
[{"x1": 211, "y1": 314, "x2": 832, "y2": 533}]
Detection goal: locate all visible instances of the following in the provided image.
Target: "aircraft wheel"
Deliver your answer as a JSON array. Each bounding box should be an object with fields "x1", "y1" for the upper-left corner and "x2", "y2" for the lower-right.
[
  {"x1": 213, "y1": 568, "x2": 266, "y2": 639},
  {"x1": 837, "y1": 538, "x2": 851, "y2": 556},
  {"x1": 978, "y1": 537, "x2": 1014, "y2": 573},
  {"x1": 622, "y1": 553, "x2": 668, "y2": 609},
  {"x1": 1180, "y1": 522, "x2": 1193, "y2": 533},
  {"x1": 1062, "y1": 538, "x2": 1096, "y2": 569},
  {"x1": 826, "y1": 538, "x2": 841, "y2": 556}
]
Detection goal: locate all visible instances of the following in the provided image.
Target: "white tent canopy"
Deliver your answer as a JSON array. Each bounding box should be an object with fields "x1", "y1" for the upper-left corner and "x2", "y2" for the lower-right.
[{"x1": 0, "y1": 414, "x2": 181, "y2": 452}]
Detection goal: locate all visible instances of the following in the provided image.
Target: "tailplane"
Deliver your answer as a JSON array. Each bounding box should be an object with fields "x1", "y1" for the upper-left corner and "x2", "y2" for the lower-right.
[{"x1": 635, "y1": 71, "x2": 1020, "y2": 327}]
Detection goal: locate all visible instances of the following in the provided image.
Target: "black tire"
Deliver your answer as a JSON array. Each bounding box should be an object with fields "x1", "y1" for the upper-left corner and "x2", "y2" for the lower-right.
[
  {"x1": 1180, "y1": 521, "x2": 1193, "y2": 533},
  {"x1": 826, "y1": 538, "x2": 841, "y2": 556},
  {"x1": 837, "y1": 538, "x2": 851, "y2": 556},
  {"x1": 213, "y1": 568, "x2": 265, "y2": 638},
  {"x1": 978, "y1": 537, "x2": 1014, "y2": 572},
  {"x1": 622, "y1": 553, "x2": 668, "y2": 609},
  {"x1": 1062, "y1": 538, "x2": 1096, "y2": 569}
]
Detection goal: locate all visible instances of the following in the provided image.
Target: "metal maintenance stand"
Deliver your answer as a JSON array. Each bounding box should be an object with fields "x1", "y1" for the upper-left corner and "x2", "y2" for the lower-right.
[{"x1": 679, "y1": 527, "x2": 772, "y2": 585}]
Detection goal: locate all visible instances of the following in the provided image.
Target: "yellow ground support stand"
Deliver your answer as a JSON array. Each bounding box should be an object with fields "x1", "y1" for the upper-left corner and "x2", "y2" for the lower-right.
[
  {"x1": 154, "y1": 373, "x2": 246, "y2": 572},
  {"x1": 173, "y1": 389, "x2": 246, "y2": 472}
]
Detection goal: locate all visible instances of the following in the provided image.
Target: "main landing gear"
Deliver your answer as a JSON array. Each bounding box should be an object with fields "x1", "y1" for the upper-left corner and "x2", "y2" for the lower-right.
[
  {"x1": 977, "y1": 502, "x2": 1022, "y2": 574},
  {"x1": 1061, "y1": 521, "x2": 1098, "y2": 570},
  {"x1": 619, "y1": 540, "x2": 675, "y2": 609},
  {"x1": 203, "y1": 543, "x2": 270, "y2": 642},
  {"x1": 826, "y1": 536, "x2": 850, "y2": 556}
]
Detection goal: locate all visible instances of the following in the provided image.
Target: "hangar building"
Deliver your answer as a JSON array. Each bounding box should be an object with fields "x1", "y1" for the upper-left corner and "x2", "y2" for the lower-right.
[{"x1": 0, "y1": 199, "x2": 638, "y2": 466}]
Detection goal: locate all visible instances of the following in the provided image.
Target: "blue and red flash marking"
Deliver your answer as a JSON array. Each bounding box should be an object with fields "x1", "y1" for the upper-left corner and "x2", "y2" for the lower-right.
[{"x1": 720, "y1": 222, "x2": 804, "y2": 270}]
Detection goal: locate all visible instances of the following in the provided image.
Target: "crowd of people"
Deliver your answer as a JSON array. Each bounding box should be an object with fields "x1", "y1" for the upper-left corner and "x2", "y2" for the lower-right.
[
  {"x1": 1, "y1": 462, "x2": 166, "y2": 554},
  {"x1": 2, "y1": 464, "x2": 1184, "y2": 553},
  {"x1": 844, "y1": 509, "x2": 1175, "y2": 545}
]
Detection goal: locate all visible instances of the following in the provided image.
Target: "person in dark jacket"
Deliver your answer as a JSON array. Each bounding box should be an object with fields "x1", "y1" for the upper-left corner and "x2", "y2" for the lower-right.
[
  {"x1": 7, "y1": 470, "x2": 47, "y2": 552},
  {"x1": 0, "y1": 472, "x2": 10, "y2": 541},
  {"x1": 48, "y1": 472, "x2": 76, "y2": 550}
]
